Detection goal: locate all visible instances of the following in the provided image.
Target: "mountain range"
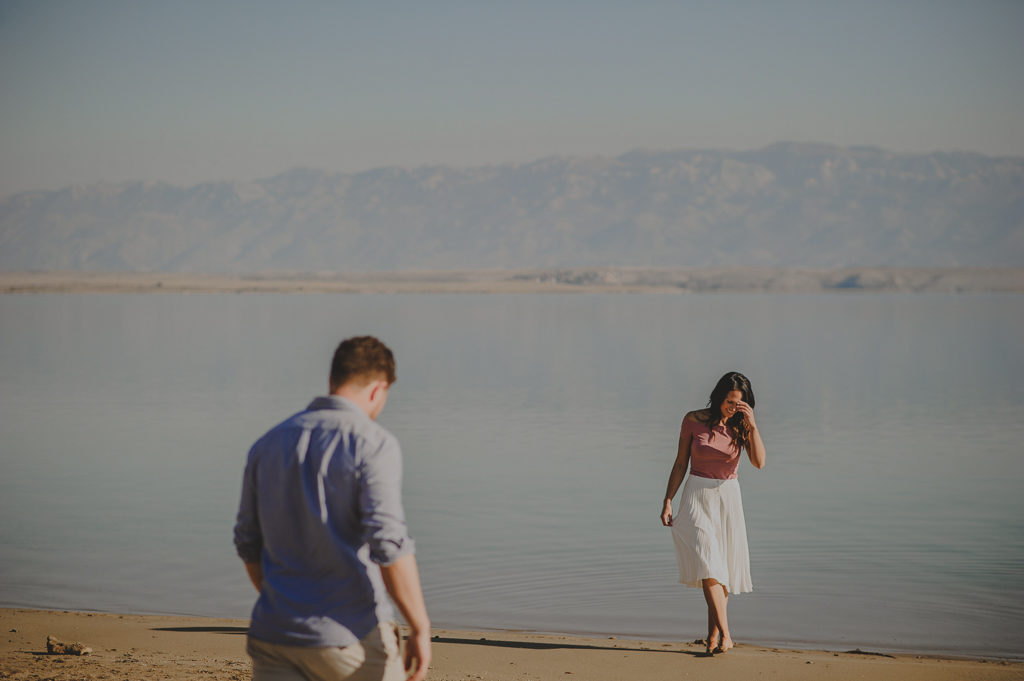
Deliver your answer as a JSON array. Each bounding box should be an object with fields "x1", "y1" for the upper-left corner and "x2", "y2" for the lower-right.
[{"x1": 2, "y1": 142, "x2": 1022, "y2": 272}]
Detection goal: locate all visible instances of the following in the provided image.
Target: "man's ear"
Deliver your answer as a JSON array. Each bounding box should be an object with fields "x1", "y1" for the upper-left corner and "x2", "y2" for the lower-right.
[{"x1": 369, "y1": 380, "x2": 388, "y2": 404}]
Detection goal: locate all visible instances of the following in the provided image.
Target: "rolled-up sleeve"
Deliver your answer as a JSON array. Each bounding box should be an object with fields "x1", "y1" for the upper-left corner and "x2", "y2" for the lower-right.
[
  {"x1": 357, "y1": 434, "x2": 415, "y2": 565},
  {"x1": 234, "y1": 447, "x2": 264, "y2": 564}
]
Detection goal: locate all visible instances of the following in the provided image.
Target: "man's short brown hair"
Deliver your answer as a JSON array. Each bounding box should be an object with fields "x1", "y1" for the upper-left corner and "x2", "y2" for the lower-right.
[{"x1": 329, "y1": 336, "x2": 396, "y2": 389}]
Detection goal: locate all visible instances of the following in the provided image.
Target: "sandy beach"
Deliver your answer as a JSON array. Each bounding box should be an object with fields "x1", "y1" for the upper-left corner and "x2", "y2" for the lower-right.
[{"x1": 2, "y1": 609, "x2": 1020, "y2": 681}]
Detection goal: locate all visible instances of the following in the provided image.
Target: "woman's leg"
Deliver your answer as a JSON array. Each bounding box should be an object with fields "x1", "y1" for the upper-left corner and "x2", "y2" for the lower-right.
[
  {"x1": 705, "y1": 608, "x2": 720, "y2": 654},
  {"x1": 701, "y1": 579, "x2": 734, "y2": 653},
  {"x1": 718, "y1": 586, "x2": 733, "y2": 652}
]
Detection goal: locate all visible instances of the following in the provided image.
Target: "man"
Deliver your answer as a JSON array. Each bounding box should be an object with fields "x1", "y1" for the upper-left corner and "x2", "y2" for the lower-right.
[{"x1": 234, "y1": 336, "x2": 430, "y2": 681}]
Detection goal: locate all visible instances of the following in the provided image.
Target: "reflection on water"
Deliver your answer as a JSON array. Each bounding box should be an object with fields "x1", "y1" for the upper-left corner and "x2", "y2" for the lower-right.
[{"x1": 1, "y1": 293, "x2": 1022, "y2": 658}]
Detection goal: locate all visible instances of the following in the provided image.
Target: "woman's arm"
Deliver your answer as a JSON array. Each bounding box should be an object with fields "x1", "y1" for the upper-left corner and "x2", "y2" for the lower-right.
[
  {"x1": 660, "y1": 419, "x2": 693, "y2": 526},
  {"x1": 746, "y1": 425, "x2": 766, "y2": 469},
  {"x1": 736, "y1": 400, "x2": 766, "y2": 469}
]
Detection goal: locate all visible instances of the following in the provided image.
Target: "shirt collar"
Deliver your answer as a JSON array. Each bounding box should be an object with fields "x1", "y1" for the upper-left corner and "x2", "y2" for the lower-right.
[{"x1": 307, "y1": 394, "x2": 362, "y2": 414}]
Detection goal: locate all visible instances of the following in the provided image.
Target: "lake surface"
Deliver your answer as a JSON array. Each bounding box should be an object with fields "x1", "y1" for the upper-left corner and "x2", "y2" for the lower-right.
[{"x1": 1, "y1": 292, "x2": 1022, "y2": 659}]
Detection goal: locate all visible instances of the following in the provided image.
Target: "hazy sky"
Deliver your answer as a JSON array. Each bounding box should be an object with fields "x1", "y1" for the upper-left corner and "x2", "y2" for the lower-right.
[{"x1": 1, "y1": 0, "x2": 1022, "y2": 198}]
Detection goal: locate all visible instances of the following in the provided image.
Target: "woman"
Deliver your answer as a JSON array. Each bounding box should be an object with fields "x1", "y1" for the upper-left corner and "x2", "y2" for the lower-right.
[{"x1": 660, "y1": 371, "x2": 766, "y2": 656}]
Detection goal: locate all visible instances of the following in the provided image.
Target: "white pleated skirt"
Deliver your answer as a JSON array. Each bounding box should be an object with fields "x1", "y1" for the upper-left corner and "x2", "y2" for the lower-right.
[{"x1": 671, "y1": 474, "x2": 752, "y2": 594}]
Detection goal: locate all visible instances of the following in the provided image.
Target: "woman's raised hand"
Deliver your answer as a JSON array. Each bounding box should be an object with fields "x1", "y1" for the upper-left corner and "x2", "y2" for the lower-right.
[{"x1": 736, "y1": 400, "x2": 757, "y2": 429}]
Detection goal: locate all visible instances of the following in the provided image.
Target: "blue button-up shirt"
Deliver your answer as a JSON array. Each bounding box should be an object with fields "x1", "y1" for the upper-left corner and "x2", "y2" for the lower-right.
[{"x1": 234, "y1": 395, "x2": 415, "y2": 647}]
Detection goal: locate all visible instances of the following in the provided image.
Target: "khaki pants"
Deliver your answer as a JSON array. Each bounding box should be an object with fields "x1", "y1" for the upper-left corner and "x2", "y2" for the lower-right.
[{"x1": 247, "y1": 623, "x2": 404, "y2": 681}]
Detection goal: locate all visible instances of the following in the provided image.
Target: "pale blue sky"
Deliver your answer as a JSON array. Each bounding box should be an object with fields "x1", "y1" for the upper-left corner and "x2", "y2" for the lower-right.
[{"x1": 1, "y1": 0, "x2": 1021, "y2": 197}]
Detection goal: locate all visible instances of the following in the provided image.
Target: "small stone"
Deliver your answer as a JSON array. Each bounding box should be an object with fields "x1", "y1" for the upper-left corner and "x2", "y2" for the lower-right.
[{"x1": 806, "y1": 660, "x2": 813, "y2": 664}]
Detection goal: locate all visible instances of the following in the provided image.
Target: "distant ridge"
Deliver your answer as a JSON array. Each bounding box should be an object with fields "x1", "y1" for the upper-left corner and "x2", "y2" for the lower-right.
[
  {"x1": 2, "y1": 143, "x2": 1022, "y2": 272},
  {"x1": 3, "y1": 267, "x2": 1022, "y2": 294}
]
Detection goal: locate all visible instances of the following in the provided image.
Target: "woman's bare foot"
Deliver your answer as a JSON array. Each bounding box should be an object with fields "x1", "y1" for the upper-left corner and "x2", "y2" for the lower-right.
[
  {"x1": 705, "y1": 632, "x2": 720, "y2": 656},
  {"x1": 715, "y1": 637, "x2": 735, "y2": 654}
]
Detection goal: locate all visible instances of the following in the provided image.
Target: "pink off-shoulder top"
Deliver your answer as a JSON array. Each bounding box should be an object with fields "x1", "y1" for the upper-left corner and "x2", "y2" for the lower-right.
[{"x1": 681, "y1": 416, "x2": 742, "y2": 480}]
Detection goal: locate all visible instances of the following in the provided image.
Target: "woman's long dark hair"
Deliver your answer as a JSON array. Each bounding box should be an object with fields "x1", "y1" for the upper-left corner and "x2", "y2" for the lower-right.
[{"x1": 703, "y1": 371, "x2": 755, "y2": 451}]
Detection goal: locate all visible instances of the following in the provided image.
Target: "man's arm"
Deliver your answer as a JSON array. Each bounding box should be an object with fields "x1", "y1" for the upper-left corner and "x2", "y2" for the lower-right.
[
  {"x1": 380, "y1": 554, "x2": 431, "y2": 681},
  {"x1": 359, "y1": 435, "x2": 430, "y2": 680}
]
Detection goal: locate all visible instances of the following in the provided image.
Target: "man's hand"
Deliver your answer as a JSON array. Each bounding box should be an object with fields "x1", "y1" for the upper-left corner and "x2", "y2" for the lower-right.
[
  {"x1": 403, "y1": 628, "x2": 431, "y2": 681},
  {"x1": 380, "y1": 554, "x2": 431, "y2": 681}
]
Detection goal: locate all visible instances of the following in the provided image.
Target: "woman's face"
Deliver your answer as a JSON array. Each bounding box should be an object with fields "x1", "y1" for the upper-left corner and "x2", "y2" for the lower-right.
[{"x1": 720, "y1": 390, "x2": 744, "y2": 418}]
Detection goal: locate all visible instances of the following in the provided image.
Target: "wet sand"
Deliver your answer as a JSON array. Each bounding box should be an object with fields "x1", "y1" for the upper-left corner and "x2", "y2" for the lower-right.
[{"x1": 2, "y1": 609, "x2": 1020, "y2": 681}]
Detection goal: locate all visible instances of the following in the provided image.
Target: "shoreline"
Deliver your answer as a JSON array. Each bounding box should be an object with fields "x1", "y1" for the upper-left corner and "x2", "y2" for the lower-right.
[
  {"x1": 2, "y1": 609, "x2": 1021, "y2": 681},
  {"x1": 2, "y1": 266, "x2": 1024, "y2": 294}
]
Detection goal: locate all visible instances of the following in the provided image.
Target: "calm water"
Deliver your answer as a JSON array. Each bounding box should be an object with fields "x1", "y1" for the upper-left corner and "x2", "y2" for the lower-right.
[{"x1": 1, "y1": 293, "x2": 1022, "y2": 659}]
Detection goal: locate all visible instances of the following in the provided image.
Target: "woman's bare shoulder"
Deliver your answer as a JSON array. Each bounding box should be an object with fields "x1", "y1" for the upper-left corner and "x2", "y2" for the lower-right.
[{"x1": 683, "y1": 409, "x2": 709, "y2": 423}]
